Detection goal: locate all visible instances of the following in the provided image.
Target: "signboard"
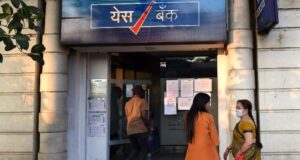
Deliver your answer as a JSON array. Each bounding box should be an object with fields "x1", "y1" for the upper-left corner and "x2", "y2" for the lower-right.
[
  {"x1": 256, "y1": 0, "x2": 279, "y2": 34},
  {"x1": 61, "y1": 0, "x2": 226, "y2": 45},
  {"x1": 91, "y1": 2, "x2": 199, "y2": 31}
]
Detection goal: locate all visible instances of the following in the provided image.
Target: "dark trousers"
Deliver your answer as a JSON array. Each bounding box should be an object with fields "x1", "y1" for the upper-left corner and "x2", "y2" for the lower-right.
[{"x1": 128, "y1": 132, "x2": 149, "y2": 160}]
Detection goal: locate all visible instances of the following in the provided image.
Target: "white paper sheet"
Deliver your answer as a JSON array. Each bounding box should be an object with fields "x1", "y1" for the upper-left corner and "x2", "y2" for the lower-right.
[
  {"x1": 164, "y1": 97, "x2": 177, "y2": 115},
  {"x1": 88, "y1": 112, "x2": 106, "y2": 137},
  {"x1": 89, "y1": 98, "x2": 106, "y2": 111},
  {"x1": 178, "y1": 97, "x2": 193, "y2": 110},
  {"x1": 194, "y1": 78, "x2": 212, "y2": 92},
  {"x1": 166, "y1": 80, "x2": 179, "y2": 97},
  {"x1": 91, "y1": 79, "x2": 107, "y2": 97},
  {"x1": 180, "y1": 79, "x2": 194, "y2": 97},
  {"x1": 126, "y1": 84, "x2": 133, "y2": 98},
  {"x1": 88, "y1": 124, "x2": 106, "y2": 137}
]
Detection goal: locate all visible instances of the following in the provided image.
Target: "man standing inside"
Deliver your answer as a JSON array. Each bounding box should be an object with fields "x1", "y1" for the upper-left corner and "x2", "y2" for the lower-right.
[{"x1": 125, "y1": 85, "x2": 149, "y2": 160}]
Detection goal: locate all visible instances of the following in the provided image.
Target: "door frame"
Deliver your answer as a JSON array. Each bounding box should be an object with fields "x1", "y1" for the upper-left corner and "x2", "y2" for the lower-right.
[
  {"x1": 67, "y1": 48, "x2": 230, "y2": 160},
  {"x1": 109, "y1": 79, "x2": 152, "y2": 147}
]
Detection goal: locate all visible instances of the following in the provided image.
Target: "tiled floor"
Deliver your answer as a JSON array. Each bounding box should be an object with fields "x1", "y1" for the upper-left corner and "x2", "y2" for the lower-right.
[
  {"x1": 151, "y1": 153, "x2": 185, "y2": 160},
  {"x1": 111, "y1": 153, "x2": 185, "y2": 160}
]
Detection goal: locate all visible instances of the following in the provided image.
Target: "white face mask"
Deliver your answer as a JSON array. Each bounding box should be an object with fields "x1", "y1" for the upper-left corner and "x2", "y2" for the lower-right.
[{"x1": 236, "y1": 109, "x2": 245, "y2": 118}]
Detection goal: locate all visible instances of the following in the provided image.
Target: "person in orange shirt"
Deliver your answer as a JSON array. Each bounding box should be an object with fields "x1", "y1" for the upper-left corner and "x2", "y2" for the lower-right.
[
  {"x1": 125, "y1": 85, "x2": 149, "y2": 160},
  {"x1": 185, "y1": 93, "x2": 220, "y2": 160}
]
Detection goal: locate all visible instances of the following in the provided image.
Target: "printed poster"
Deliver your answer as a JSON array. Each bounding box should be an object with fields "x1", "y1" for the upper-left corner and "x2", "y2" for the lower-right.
[
  {"x1": 89, "y1": 98, "x2": 106, "y2": 112},
  {"x1": 166, "y1": 80, "x2": 179, "y2": 97},
  {"x1": 91, "y1": 79, "x2": 107, "y2": 97},
  {"x1": 180, "y1": 79, "x2": 194, "y2": 97},
  {"x1": 88, "y1": 112, "x2": 106, "y2": 137},
  {"x1": 178, "y1": 97, "x2": 193, "y2": 110},
  {"x1": 164, "y1": 97, "x2": 177, "y2": 115},
  {"x1": 194, "y1": 78, "x2": 212, "y2": 92}
]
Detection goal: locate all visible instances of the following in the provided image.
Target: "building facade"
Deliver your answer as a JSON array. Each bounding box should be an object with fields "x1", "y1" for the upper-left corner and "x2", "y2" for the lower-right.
[{"x1": 0, "y1": 0, "x2": 299, "y2": 160}]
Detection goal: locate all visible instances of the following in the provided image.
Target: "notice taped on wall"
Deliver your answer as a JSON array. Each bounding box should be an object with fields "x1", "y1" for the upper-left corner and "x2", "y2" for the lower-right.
[
  {"x1": 194, "y1": 78, "x2": 212, "y2": 92},
  {"x1": 180, "y1": 79, "x2": 194, "y2": 97},
  {"x1": 164, "y1": 97, "x2": 177, "y2": 115},
  {"x1": 89, "y1": 98, "x2": 106, "y2": 112},
  {"x1": 88, "y1": 112, "x2": 106, "y2": 137},
  {"x1": 178, "y1": 97, "x2": 193, "y2": 110},
  {"x1": 166, "y1": 80, "x2": 179, "y2": 97},
  {"x1": 91, "y1": 79, "x2": 107, "y2": 98}
]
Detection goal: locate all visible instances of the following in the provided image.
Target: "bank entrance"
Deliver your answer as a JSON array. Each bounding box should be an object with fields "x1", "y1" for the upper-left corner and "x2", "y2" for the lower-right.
[{"x1": 109, "y1": 52, "x2": 218, "y2": 160}]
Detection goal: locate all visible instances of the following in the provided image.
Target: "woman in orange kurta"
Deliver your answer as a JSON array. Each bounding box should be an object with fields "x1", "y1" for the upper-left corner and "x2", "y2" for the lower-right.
[{"x1": 185, "y1": 93, "x2": 220, "y2": 160}]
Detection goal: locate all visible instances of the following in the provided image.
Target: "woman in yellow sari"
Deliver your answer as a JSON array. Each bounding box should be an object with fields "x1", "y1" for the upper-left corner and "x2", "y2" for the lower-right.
[{"x1": 223, "y1": 99, "x2": 262, "y2": 160}]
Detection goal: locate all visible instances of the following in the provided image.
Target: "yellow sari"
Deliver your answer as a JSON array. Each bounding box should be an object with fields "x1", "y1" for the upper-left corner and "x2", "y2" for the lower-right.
[{"x1": 231, "y1": 120, "x2": 261, "y2": 160}]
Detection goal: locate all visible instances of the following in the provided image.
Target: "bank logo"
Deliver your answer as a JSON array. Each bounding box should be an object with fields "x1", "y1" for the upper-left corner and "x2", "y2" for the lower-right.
[{"x1": 91, "y1": 1, "x2": 200, "y2": 35}]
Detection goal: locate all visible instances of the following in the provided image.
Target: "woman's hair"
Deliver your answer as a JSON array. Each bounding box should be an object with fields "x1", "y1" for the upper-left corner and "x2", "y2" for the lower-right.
[
  {"x1": 237, "y1": 99, "x2": 263, "y2": 148},
  {"x1": 237, "y1": 99, "x2": 255, "y2": 124},
  {"x1": 186, "y1": 93, "x2": 210, "y2": 143},
  {"x1": 132, "y1": 85, "x2": 145, "y2": 98}
]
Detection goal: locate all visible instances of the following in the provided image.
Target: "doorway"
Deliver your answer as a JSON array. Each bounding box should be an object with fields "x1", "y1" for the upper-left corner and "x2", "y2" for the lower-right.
[{"x1": 109, "y1": 52, "x2": 218, "y2": 160}]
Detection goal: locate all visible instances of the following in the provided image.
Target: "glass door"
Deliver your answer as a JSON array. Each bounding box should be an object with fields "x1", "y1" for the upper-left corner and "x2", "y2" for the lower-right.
[{"x1": 109, "y1": 54, "x2": 158, "y2": 160}]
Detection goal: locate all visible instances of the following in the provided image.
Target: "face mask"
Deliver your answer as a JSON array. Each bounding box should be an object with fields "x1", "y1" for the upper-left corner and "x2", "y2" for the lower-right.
[{"x1": 236, "y1": 109, "x2": 244, "y2": 118}]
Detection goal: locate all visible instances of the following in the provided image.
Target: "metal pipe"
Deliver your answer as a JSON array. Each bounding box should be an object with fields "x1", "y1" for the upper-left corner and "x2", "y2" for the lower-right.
[
  {"x1": 33, "y1": 0, "x2": 46, "y2": 160},
  {"x1": 249, "y1": 0, "x2": 262, "y2": 143}
]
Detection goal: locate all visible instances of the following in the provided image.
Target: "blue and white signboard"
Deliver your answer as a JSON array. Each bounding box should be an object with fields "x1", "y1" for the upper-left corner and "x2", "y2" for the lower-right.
[
  {"x1": 61, "y1": 0, "x2": 226, "y2": 45},
  {"x1": 256, "y1": 0, "x2": 278, "y2": 34}
]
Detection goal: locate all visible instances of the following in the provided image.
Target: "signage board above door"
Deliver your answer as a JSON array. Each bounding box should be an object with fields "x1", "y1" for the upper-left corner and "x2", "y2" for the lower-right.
[
  {"x1": 256, "y1": 0, "x2": 279, "y2": 34},
  {"x1": 61, "y1": 0, "x2": 227, "y2": 45}
]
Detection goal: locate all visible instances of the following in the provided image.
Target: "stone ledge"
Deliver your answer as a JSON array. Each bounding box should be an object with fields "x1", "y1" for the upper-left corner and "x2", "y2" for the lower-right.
[
  {"x1": 228, "y1": 48, "x2": 253, "y2": 70},
  {"x1": 0, "y1": 114, "x2": 33, "y2": 132},
  {"x1": 0, "y1": 55, "x2": 36, "y2": 74},
  {"x1": 38, "y1": 152, "x2": 66, "y2": 160},
  {"x1": 228, "y1": 69, "x2": 255, "y2": 90},
  {"x1": 44, "y1": 0, "x2": 60, "y2": 34},
  {"x1": 39, "y1": 112, "x2": 67, "y2": 132},
  {"x1": 43, "y1": 53, "x2": 68, "y2": 73},
  {"x1": 40, "y1": 74, "x2": 67, "y2": 92},
  {"x1": 0, "y1": 94, "x2": 35, "y2": 113},
  {"x1": 0, "y1": 153, "x2": 33, "y2": 160},
  {"x1": 41, "y1": 92, "x2": 67, "y2": 113},
  {"x1": 0, "y1": 134, "x2": 33, "y2": 152},
  {"x1": 39, "y1": 132, "x2": 66, "y2": 153},
  {"x1": 227, "y1": 30, "x2": 253, "y2": 49},
  {"x1": 42, "y1": 34, "x2": 65, "y2": 53},
  {"x1": 0, "y1": 75, "x2": 36, "y2": 93}
]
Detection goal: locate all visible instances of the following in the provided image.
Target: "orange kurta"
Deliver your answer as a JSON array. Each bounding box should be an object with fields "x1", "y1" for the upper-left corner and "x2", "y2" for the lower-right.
[{"x1": 185, "y1": 112, "x2": 220, "y2": 160}]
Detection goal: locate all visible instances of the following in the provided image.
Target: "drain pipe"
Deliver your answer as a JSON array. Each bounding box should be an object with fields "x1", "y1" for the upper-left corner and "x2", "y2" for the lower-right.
[
  {"x1": 249, "y1": 0, "x2": 262, "y2": 143},
  {"x1": 33, "y1": 0, "x2": 46, "y2": 160}
]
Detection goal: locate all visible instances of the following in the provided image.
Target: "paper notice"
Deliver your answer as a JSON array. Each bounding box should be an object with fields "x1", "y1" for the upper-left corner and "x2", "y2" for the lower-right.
[
  {"x1": 88, "y1": 112, "x2": 106, "y2": 137},
  {"x1": 164, "y1": 97, "x2": 177, "y2": 115},
  {"x1": 91, "y1": 79, "x2": 107, "y2": 98},
  {"x1": 89, "y1": 124, "x2": 106, "y2": 137},
  {"x1": 126, "y1": 84, "x2": 133, "y2": 98},
  {"x1": 89, "y1": 98, "x2": 106, "y2": 112},
  {"x1": 166, "y1": 80, "x2": 179, "y2": 97},
  {"x1": 180, "y1": 79, "x2": 194, "y2": 97},
  {"x1": 178, "y1": 97, "x2": 193, "y2": 110},
  {"x1": 194, "y1": 78, "x2": 212, "y2": 92},
  {"x1": 88, "y1": 112, "x2": 105, "y2": 125}
]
